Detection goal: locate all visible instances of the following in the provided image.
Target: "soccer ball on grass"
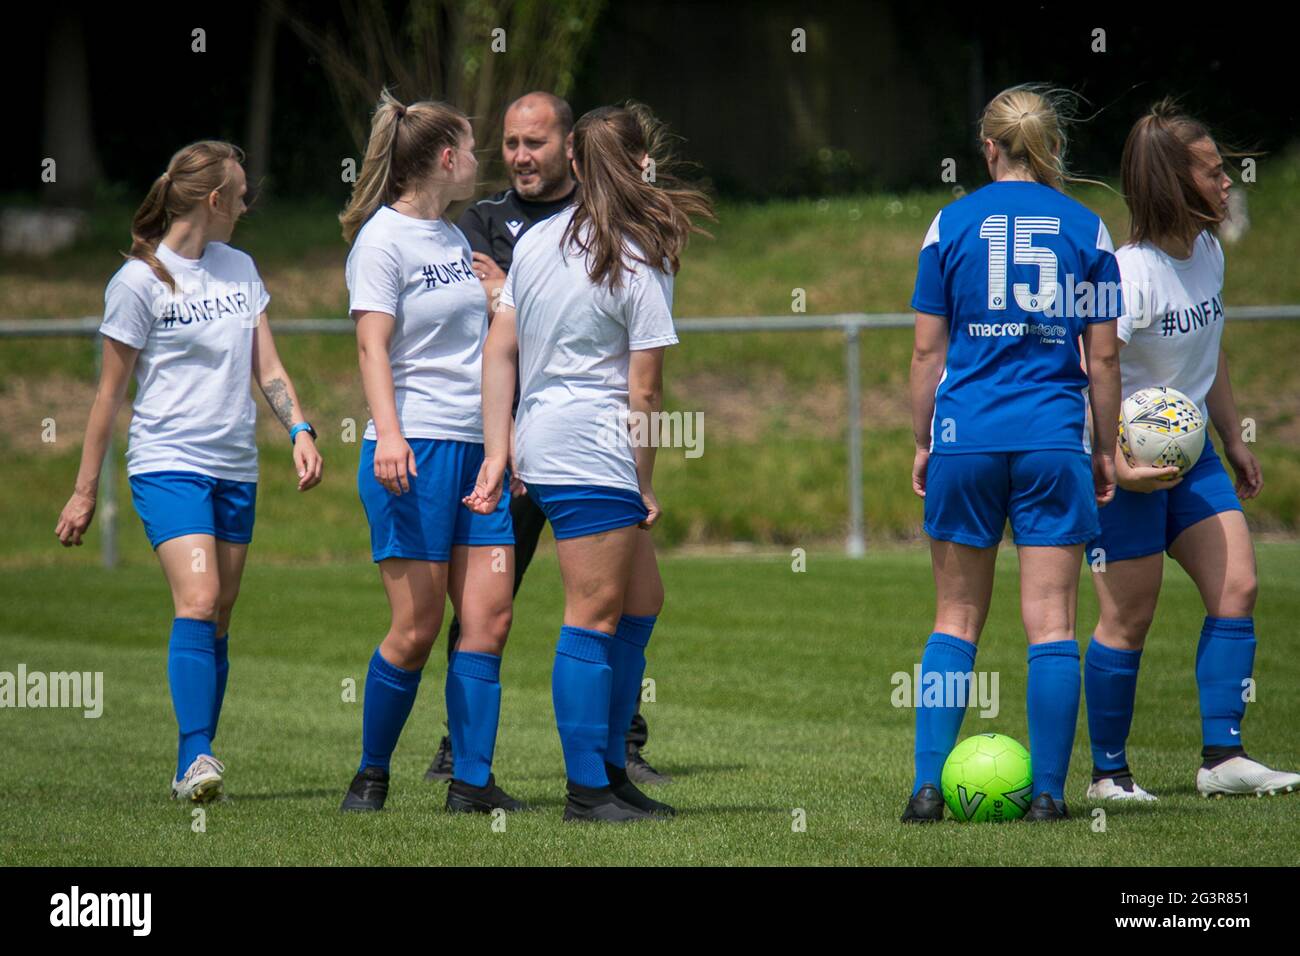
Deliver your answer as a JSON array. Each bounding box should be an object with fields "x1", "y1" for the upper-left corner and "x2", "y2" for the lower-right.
[{"x1": 941, "y1": 733, "x2": 1034, "y2": 822}]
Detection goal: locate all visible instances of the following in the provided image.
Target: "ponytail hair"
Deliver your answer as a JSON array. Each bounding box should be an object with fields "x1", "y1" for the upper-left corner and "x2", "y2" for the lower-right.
[
  {"x1": 340, "y1": 88, "x2": 470, "y2": 244},
  {"x1": 564, "y1": 102, "x2": 715, "y2": 291},
  {"x1": 127, "y1": 141, "x2": 244, "y2": 291},
  {"x1": 978, "y1": 84, "x2": 1098, "y2": 191},
  {"x1": 1121, "y1": 98, "x2": 1234, "y2": 247}
]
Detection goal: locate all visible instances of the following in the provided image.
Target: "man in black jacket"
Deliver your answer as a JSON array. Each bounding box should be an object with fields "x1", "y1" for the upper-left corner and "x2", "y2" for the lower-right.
[{"x1": 426, "y1": 92, "x2": 668, "y2": 787}]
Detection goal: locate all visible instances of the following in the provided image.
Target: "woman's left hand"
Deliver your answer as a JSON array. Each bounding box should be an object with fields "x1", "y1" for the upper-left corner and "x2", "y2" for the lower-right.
[
  {"x1": 639, "y1": 486, "x2": 661, "y2": 529},
  {"x1": 463, "y1": 456, "x2": 507, "y2": 514},
  {"x1": 293, "y1": 432, "x2": 324, "y2": 491},
  {"x1": 1225, "y1": 440, "x2": 1263, "y2": 499}
]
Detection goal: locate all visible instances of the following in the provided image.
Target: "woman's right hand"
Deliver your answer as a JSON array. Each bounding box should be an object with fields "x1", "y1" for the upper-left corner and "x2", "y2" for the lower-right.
[
  {"x1": 507, "y1": 424, "x2": 525, "y2": 498},
  {"x1": 1116, "y1": 450, "x2": 1182, "y2": 493},
  {"x1": 374, "y1": 434, "x2": 417, "y2": 495},
  {"x1": 55, "y1": 489, "x2": 97, "y2": 547},
  {"x1": 1091, "y1": 450, "x2": 1117, "y2": 507},
  {"x1": 911, "y1": 446, "x2": 930, "y2": 499}
]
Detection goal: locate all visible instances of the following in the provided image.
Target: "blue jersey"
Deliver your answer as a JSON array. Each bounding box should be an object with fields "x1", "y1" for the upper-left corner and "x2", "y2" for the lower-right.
[{"x1": 910, "y1": 181, "x2": 1122, "y2": 455}]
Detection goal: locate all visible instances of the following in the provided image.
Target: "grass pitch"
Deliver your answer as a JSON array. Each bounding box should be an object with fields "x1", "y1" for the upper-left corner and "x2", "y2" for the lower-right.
[{"x1": 2, "y1": 544, "x2": 1298, "y2": 866}]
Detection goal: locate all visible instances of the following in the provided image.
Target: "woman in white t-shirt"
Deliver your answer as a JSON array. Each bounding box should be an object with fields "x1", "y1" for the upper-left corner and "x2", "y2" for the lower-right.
[
  {"x1": 55, "y1": 141, "x2": 324, "y2": 803},
  {"x1": 1084, "y1": 101, "x2": 1299, "y2": 800},
  {"x1": 465, "y1": 103, "x2": 715, "y2": 822},
  {"x1": 337, "y1": 91, "x2": 521, "y2": 814}
]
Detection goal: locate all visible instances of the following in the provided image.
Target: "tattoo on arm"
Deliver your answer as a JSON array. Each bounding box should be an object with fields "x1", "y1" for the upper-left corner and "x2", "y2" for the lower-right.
[{"x1": 262, "y1": 377, "x2": 297, "y2": 430}]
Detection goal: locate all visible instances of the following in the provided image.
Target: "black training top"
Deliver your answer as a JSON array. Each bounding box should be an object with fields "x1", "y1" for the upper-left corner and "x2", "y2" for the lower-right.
[{"x1": 457, "y1": 186, "x2": 579, "y2": 271}]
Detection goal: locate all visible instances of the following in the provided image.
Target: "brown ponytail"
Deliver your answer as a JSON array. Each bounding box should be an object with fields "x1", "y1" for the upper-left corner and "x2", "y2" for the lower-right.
[
  {"x1": 127, "y1": 141, "x2": 244, "y2": 291},
  {"x1": 1121, "y1": 98, "x2": 1237, "y2": 248},
  {"x1": 563, "y1": 102, "x2": 715, "y2": 292}
]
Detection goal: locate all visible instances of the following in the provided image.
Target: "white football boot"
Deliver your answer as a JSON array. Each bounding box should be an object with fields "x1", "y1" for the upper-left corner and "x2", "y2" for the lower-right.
[
  {"x1": 1086, "y1": 775, "x2": 1157, "y2": 801},
  {"x1": 1196, "y1": 755, "x2": 1300, "y2": 798},
  {"x1": 171, "y1": 754, "x2": 225, "y2": 803}
]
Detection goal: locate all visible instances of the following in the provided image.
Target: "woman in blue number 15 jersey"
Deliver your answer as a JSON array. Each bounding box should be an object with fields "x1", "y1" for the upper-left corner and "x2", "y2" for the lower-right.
[{"x1": 902, "y1": 85, "x2": 1123, "y2": 823}]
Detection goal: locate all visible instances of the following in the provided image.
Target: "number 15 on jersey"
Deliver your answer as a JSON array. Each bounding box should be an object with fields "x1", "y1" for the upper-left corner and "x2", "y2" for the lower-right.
[{"x1": 979, "y1": 215, "x2": 1061, "y2": 313}]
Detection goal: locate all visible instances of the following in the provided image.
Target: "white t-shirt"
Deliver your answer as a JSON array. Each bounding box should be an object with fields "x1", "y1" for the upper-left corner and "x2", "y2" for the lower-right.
[
  {"x1": 99, "y1": 241, "x2": 270, "y2": 482},
  {"x1": 1116, "y1": 231, "x2": 1225, "y2": 416},
  {"x1": 345, "y1": 205, "x2": 488, "y2": 442},
  {"x1": 502, "y1": 207, "x2": 678, "y2": 493}
]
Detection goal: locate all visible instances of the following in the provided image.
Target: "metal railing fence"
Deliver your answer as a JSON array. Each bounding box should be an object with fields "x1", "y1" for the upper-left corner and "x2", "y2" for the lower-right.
[{"x1": 5, "y1": 305, "x2": 1299, "y2": 564}]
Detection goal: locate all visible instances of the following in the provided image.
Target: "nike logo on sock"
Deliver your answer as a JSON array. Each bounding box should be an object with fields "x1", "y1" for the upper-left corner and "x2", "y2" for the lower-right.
[
  {"x1": 1105, "y1": 750, "x2": 1124, "y2": 759},
  {"x1": 1230, "y1": 728, "x2": 1240, "y2": 736}
]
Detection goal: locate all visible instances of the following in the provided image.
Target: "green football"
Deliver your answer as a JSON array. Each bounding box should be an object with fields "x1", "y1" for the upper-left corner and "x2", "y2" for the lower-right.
[{"x1": 941, "y1": 733, "x2": 1034, "y2": 822}]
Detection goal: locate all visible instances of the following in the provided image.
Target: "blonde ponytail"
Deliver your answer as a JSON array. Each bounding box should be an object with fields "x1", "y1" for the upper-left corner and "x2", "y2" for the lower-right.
[
  {"x1": 126, "y1": 141, "x2": 243, "y2": 291},
  {"x1": 340, "y1": 89, "x2": 470, "y2": 244},
  {"x1": 978, "y1": 84, "x2": 1099, "y2": 190}
]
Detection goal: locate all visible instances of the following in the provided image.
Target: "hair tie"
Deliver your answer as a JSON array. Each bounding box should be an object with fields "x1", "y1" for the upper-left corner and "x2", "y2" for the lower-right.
[
  {"x1": 395, "y1": 104, "x2": 407, "y2": 119},
  {"x1": 160, "y1": 172, "x2": 171, "y2": 184}
]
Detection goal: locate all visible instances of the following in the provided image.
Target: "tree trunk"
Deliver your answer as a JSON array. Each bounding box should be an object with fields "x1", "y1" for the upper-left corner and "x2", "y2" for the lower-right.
[
  {"x1": 246, "y1": 3, "x2": 281, "y2": 200},
  {"x1": 42, "y1": 12, "x2": 102, "y2": 206}
]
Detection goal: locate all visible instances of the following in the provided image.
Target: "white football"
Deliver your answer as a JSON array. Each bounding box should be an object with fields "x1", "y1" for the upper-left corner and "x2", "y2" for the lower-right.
[{"x1": 1119, "y1": 386, "x2": 1206, "y2": 477}]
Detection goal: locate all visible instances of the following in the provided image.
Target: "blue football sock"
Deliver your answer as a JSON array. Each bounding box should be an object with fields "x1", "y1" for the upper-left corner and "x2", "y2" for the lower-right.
[
  {"x1": 168, "y1": 618, "x2": 218, "y2": 780},
  {"x1": 912, "y1": 632, "x2": 977, "y2": 795},
  {"x1": 1027, "y1": 639, "x2": 1081, "y2": 802},
  {"x1": 210, "y1": 633, "x2": 230, "y2": 746},
  {"x1": 1196, "y1": 616, "x2": 1256, "y2": 749},
  {"x1": 445, "y1": 651, "x2": 502, "y2": 787},
  {"x1": 360, "y1": 647, "x2": 422, "y2": 774},
  {"x1": 605, "y1": 614, "x2": 655, "y2": 767},
  {"x1": 1084, "y1": 637, "x2": 1142, "y2": 773},
  {"x1": 552, "y1": 625, "x2": 613, "y2": 788}
]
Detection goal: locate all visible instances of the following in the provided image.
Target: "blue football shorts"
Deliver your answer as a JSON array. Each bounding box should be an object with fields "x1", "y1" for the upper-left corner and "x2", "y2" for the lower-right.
[
  {"x1": 924, "y1": 449, "x2": 1099, "y2": 549},
  {"x1": 1091, "y1": 439, "x2": 1242, "y2": 562},
  {"x1": 128, "y1": 470, "x2": 257, "y2": 549},
  {"x1": 525, "y1": 483, "x2": 648, "y2": 540},
  {"x1": 358, "y1": 438, "x2": 514, "y2": 562}
]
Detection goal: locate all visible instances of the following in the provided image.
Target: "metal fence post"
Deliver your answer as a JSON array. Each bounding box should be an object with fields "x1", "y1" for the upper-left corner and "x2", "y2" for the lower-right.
[
  {"x1": 94, "y1": 334, "x2": 118, "y2": 569},
  {"x1": 845, "y1": 323, "x2": 865, "y2": 557}
]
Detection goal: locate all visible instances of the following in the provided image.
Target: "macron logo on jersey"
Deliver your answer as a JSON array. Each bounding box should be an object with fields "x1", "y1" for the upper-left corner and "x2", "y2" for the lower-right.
[
  {"x1": 967, "y1": 320, "x2": 1068, "y2": 338},
  {"x1": 505, "y1": 219, "x2": 524, "y2": 237}
]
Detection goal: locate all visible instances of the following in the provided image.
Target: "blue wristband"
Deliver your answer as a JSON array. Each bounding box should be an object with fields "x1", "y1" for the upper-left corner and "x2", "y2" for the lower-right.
[{"x1": 289, "y1": 422, "x2": 316, "y2": 445}]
